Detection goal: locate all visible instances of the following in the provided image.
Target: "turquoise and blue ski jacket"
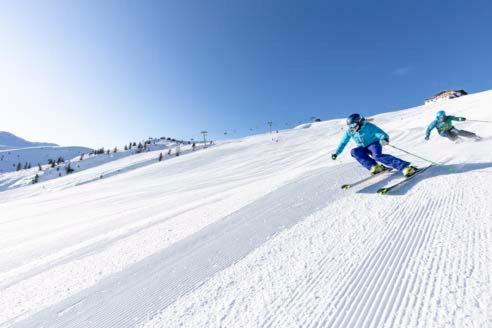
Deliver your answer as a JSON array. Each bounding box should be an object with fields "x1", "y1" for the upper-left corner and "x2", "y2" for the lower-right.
[
  {"x1": 335, "y1": 122, "x2": 389, "y2": 155},
  {"x1": 425, "y1": 116, "x2": 465, "y2": 138}
]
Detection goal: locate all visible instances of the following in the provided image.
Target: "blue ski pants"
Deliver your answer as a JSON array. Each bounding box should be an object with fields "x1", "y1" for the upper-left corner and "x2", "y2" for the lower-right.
[{"x1": 351, "y1": 142, "x2": 409, "y2": 171}]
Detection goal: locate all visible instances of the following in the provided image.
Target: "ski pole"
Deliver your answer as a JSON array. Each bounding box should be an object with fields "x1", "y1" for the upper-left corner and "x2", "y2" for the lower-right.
[
  {"x1": 387, "y1": 144, "x2": 441, "y2": 166},
  {"x1": 466, "y1": 119, "x2": 492, "y2": 123}
]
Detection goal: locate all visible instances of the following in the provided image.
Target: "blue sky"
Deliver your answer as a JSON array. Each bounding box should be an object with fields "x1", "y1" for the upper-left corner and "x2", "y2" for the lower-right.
[{"x1": 1, "y1": 0, "x2": 491, "y2": 148}]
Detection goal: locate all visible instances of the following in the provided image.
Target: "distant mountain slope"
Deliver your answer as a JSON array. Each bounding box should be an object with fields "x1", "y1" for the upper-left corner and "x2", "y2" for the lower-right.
[
  {"x1": 0, "y1": 139, "x2": 193, "y2": 189},
  {"x1": 0, "y1": 131, "x2": 58, "y2": 150},
  {"x1": 0, "y1": 131, "x2": 92, "y2": 173},
  {"x1": 0, "y1": 146, "x2": 93, "y2": 173}
]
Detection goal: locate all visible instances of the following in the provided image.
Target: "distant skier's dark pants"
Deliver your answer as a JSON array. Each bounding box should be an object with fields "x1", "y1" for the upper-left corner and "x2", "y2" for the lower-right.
[
  {"x1": 440, "y1": 127, "x2": 477, "y2": 141},
  {"x1": 351, "y1": 142, "x2": 409, "y2": 171}
]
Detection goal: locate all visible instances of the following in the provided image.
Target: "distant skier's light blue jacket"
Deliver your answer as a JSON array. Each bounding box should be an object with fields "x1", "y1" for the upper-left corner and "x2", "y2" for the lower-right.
[
  {"x1": 335, "y1": 122, "x2": 389, "y2": 155},
  {"x1": 425, "y1": 115, "x2": 464, "y2": 138}
]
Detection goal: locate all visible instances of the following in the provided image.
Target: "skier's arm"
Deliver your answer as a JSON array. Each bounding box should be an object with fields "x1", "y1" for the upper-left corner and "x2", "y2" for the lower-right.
[
  {"x1": 425, "y1": 121, "x2": 437, "y2": 139},
  {"x1": 372, "y1": 124, "x2": 390, "y2": 142},
  {"x1": 450, "y1": 115, "x2": 466, "y2": 122},
  {"x1": 335, "y1": 131, "x2": 351, "y2": 155},
  {"x1": 375, "y1": 130, "x2": 389, "y2": 142}
]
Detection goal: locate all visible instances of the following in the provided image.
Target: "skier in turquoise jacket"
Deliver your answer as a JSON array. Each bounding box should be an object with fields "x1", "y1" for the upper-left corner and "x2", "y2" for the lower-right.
[
  {"x1": 331, "y1": 114, "x2": 416, "y2": 176},
  {"x1": 425, "y1": 110, "x2": 480, "y2": 141}
]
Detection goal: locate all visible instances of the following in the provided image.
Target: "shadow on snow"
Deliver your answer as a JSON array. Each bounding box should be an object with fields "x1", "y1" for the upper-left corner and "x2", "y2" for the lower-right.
[{"x1": 356, "y1": 162, "x2": 492, "y2": 195}]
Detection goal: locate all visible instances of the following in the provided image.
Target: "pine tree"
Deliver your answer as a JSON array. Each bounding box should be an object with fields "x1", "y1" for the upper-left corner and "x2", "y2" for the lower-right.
[
  {"x1": 38, "y1": 163, "x2": 42, "y2": 171},
  {"x1": 124, "y1": 145, "x2": 128, "y2": 151},
  {"x1": 16, "y1": 163, "x2": 22, "y2": 171},
  {"x1": 94, "y1": 148, "x2": 105, "y2": 155},
  {"x1": 80, "y1": 153, "x2": 85, "y2": 161},
  {"x1": 32, "y1": 174, "x2": 39, "y2": 184},
  {"x1": 159, "y1": 152, "x2": 163, "y2": 161},
  {"x1": 113, "y1": 147, "x2": 117, "y2": 153},
  {"x1": 28, "y1": 163, "x2": 32, "y2": 169},
  {"x1": 65, "y1": 162, "x2": 74, "y2": 174}
]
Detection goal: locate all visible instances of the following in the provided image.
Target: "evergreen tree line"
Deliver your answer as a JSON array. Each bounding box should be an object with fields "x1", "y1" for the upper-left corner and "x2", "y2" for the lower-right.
[{"x1": 16, "y1": 162, "x2": 32, "y2": 171}]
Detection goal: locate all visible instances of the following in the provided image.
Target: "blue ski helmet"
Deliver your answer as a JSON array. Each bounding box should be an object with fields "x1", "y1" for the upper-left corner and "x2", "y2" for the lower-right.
[
  {"x1": 346, "y1": 113, "x2": 364, "y2": 131},
  {"x1": 436, "y1": 110, "x2": 446, "y2": 118}
]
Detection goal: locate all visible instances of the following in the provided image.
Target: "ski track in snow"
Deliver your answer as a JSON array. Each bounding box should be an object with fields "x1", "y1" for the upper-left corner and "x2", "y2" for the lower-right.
[
  {"x1": 1, "y1": 90, "x2": 492, "y2": 327},
  {"x1": 12, "y1": 166, "x2": 351, "y2": 328},
  {"x1": 142, "y1": 172, "x2": 491, "y2": 328}
]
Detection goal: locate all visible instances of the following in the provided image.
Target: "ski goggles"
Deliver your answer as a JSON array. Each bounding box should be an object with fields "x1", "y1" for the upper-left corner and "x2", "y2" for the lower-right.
[{"x1": 349, "y1": 122, "x2": 360, "y2": 130}]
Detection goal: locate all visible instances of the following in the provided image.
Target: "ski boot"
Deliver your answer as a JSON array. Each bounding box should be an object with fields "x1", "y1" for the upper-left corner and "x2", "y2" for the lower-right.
[
  {"x1": 370, "y1": 164, "x2": 385, "y2": 175},
  {"x1": 402, "y1": 165, "x2": 417, "y2": 177}
]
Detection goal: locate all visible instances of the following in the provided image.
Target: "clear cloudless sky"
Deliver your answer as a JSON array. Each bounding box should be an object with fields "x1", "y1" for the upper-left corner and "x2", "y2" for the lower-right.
[{"x1": 1, "y1": 0, "x2": 491, "y2": 148}]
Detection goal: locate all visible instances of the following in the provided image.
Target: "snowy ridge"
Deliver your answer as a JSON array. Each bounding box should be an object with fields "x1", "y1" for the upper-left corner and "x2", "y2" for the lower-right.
[
  {"x1": 1, "y1": 90, "x2": 492, "y2": 327},
  {"x1": 0, "y1": 146, "x2": 91, "y2": 173},
  {"x1": 0, "y1": 131, "x2": 58, "y2": 150},
  {"x1": 0, "y1": 140, "x2": 192, "y2": 192},
  {"x1": 0, "y1": 132, "x2": 92, "y2": 175}
]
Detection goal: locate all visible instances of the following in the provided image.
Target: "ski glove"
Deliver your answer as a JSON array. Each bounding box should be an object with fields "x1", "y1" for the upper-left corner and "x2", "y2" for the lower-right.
[
  {"x1": 380, "y1": 139, "x2": 389, "y2": 146},
  {"x1": 331, "y1": 154, "x2": 337, "y2": 160},
  {"x1": 458, "y1": 117, "x2": 466, "y2": 121}
]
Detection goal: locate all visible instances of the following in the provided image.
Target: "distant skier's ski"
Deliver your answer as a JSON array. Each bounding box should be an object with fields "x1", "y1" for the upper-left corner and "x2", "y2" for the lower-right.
[
  {"x1": 377, "y1": 165, "x2": 433, "y2": 195},
  {"x1": 341, "y1": 167, "x2": 392, "y2": 190}
]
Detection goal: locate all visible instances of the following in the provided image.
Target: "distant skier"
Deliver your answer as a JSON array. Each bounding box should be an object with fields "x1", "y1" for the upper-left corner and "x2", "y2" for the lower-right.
[
  {"x1": 331, "y1": 113, "x2": 416, "y2": 176},
  {"x1": 425, "y1": 110, "x2": 480, "y2": 142}
]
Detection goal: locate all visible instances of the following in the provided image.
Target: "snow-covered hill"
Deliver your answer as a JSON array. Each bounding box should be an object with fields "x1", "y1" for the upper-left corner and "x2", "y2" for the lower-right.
[
  {"x1": 0, "y1": 131, "x2": 58, "y2": 150},
  {"x1": 0, "y1": 140, "x2": 196, "y2": 192},
  {"x1": 1, "y1": 90, "x2": 492, "y2": 328},
  {"x1": 0, "y1": 146, "x2": 93, "y2": 173},
  {"x1": 0, "y1": 132, "x2": 92, "y2": 173}
]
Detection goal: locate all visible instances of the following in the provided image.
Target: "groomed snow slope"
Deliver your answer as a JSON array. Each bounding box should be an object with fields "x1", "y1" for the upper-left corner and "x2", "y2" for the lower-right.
[{"x1": 1, "y1": 90, "x2": 492, "y2": 328}]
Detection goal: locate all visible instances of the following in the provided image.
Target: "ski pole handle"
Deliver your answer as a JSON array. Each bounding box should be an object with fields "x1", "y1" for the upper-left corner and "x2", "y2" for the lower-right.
[{"x1": 388, "y1": 144, "x2": 441, "y2": 166}]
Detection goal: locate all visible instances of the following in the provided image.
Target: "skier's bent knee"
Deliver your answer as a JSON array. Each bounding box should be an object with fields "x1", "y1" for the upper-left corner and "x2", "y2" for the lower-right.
[{"x1": 350, "y1": 148, "x2": 362, "y2": 157}]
